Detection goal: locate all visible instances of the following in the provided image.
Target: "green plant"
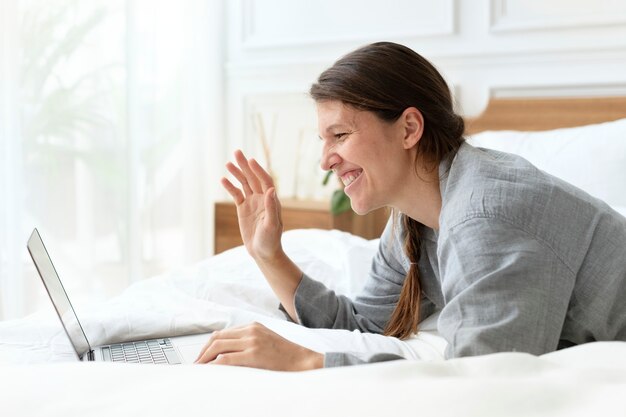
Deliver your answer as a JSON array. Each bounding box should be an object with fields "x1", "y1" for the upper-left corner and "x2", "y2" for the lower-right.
[{"x1": 322, "y1": 171, "x2": 351, "y2": 215}]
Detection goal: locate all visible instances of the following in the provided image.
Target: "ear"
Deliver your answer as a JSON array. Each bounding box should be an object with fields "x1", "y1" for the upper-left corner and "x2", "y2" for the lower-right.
[{"x1": 400, "y1": 107, "x2": 424, "y2": 150}]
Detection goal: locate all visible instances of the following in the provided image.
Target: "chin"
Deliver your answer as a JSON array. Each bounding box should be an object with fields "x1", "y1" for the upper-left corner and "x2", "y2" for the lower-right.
[
  {"x1": 350, "y1": 195, "x2": 387, "y2": 215},
  {"x1": 349, "y1": 200, "x2": 372, "y2": 216}
]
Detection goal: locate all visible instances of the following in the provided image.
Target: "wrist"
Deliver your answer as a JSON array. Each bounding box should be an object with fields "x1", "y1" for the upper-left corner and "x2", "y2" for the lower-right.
[
  {"x1": 299, "y1": 349, "x2": 324, "y2": 371},
  {"x1": 254, "y1": 247, "x2": 287, "y2": 267}
]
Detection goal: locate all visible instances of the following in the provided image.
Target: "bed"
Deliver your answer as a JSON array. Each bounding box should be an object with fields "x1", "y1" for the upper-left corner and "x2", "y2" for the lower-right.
[{"x1": 1, "y1": 95, "x2": 626, "y2": 416}]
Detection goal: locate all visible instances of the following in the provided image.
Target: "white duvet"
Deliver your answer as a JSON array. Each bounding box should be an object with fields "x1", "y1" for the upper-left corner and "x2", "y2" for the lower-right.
[
  {"x1": 1, "y1": 229, "x2": 625, "y2": 416},
  {"x1": 0, "y1": 229, "x2": 445, "y2": 364}
]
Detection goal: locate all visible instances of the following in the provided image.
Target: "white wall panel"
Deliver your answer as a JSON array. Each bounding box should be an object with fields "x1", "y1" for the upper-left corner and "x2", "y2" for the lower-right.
[
  {"x1": 240, "y1": 0, "x2": 455, "y2": 49},
  {"x1": 491, "y1": 0, "x2": 626, "y2": 32},
  {"x1": 434, "y1": 47, "x2": 626, "y2": 115},
  {"x1": 224, "y1": 0, "x2": 626, "y2": 200},
  {"x1": 228, "y1": 91, "x2": 332, "y2": 201}
]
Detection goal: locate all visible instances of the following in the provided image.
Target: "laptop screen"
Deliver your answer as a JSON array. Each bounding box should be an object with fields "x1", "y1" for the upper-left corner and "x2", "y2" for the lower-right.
[{"x1": 27, "y1": 229, "x2": 91, "y2": 358}]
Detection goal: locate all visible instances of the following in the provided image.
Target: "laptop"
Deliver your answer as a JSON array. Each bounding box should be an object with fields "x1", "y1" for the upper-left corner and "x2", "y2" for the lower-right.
[{"x1": 27, "y1": 228, "x2": 211, "y2": 364}]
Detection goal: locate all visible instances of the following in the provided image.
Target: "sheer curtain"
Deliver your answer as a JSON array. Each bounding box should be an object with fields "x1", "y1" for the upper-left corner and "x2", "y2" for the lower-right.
[{"x1": 0, "y1": 0, "x2": 224, "y2": 320}]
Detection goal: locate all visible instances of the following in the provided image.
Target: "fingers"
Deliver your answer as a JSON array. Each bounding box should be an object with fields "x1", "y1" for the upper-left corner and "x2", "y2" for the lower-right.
[
  {"x1": 234, "y1": 150, "x2": 263, "y2": 194},
  {"x1": 222, "y1": 150, "x2": 274, "y2": 203},
  {"x1": 263, "y1": 187, "x2": 279, "y2": 229},
  {"x1": 210, "y1": 351, "x2": 250, "y2": 367},
  {"x1": 195, "y1": 338, "x2": 248, "y2": 364},
  {"x1": 221, "y1": 177, "x2": 244, "y2": 205},
  {"x1": 194, "y1": 323, "x2": 318, "y2": 371},
  {"x1": 195, "y1": 326, "x2": 256, "y2": 364},
  {"x1": 225, "y1": 162, "x2": 253, "y2": 198},
  {"x1": 249, "y1": 158, "x2": 275, "y2": 192}
]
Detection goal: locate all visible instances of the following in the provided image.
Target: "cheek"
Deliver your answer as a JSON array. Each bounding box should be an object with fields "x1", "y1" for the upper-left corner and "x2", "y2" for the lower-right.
[
  {"x1": 335, "y1": 140, "x2": 359, "y2": 163},
  {"x1": 375, "y1": 142, "x2": 404, "y2": 169},
  {"x1": 378, "y1": 149, "x2": 413, "y2": 185}
]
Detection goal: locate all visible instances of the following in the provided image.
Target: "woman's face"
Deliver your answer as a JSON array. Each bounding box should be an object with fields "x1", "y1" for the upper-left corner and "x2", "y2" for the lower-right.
[{"x1": 317, "y1": 100, "x2": 415, "y2": 215}]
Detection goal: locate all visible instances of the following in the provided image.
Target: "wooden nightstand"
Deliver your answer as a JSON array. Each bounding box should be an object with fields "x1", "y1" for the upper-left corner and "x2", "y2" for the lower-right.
[{"x1": 214, "y1": 199, "x2": 389, "y2": 254}]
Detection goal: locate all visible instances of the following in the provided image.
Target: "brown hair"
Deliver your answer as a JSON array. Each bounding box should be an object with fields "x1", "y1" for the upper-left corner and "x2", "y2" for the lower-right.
[{"x1": 310, "y1": 42, "x2": 465, "y2": 339}]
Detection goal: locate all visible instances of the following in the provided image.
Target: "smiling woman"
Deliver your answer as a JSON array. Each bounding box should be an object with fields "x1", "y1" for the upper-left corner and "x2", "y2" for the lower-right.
[
  {"x1": 200, "y1": 41, "x2": 626, "y2": 370},
  {"x1": 310, "y1": 43, "x2": 464, "y2": 341},
  {"x1": 316, "y1": 101, "x2": 434, "y2": 219}
]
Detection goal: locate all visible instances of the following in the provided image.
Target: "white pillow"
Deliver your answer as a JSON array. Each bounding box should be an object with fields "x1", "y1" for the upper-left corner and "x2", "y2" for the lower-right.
[{"x1": 467, "y1": 118, "x2": 626, "y2": 207}]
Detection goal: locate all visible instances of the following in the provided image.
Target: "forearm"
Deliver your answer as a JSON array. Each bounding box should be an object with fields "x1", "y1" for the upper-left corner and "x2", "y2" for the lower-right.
[{"x1": 254, "y1": 250, "x2": 303, "y2": 323}]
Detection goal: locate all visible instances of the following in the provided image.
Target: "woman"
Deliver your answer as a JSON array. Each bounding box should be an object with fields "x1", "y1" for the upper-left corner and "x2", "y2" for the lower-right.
[{"x1": 195, "y1": 42, "x2": 626, "y2": 370}]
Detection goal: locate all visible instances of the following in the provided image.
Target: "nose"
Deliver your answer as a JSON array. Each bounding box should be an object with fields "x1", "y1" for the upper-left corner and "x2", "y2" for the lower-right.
[{"x1": 320, "y1": 142, "x2": 342, "y2": 171}]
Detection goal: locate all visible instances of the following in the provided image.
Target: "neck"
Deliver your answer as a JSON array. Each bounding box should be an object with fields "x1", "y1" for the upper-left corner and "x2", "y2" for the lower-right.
[{"x1": 391, "y1": 162, "x2": 442, "y2": 230}]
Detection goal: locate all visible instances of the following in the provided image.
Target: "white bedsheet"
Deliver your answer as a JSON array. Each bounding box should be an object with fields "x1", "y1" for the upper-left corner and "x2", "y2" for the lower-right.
[
  {"x1": 1, "y1": 342, "x2": 625, "y2": 416},
  {"x1": 1, "y1": 229, "x2": 625, "y2": 416},
  {"x1": 0, "y1": 229, "x2": 446, "y2": 365}
]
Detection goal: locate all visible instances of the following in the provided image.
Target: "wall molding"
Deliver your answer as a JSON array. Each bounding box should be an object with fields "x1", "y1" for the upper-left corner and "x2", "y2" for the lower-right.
[
  {"x1": 240, "y1": 0, "x2": 456, "y2": 50},
  {"x1": 490, "y1": 0, "x2": 626, "y2": 33},
  {"x1": 226, "y1": 45, "x2": 626, "y2": 78}
]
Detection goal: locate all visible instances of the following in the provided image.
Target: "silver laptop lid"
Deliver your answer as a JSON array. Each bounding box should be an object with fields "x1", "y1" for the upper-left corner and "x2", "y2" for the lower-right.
[{"x1": 27, "y1": 228, "x2": 91, "y2": 359}]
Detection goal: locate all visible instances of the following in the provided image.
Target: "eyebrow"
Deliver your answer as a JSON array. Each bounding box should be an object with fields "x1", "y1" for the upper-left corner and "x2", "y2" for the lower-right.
[{"x1": 323, "y1": 123, "x2": 348, "y2": 133}]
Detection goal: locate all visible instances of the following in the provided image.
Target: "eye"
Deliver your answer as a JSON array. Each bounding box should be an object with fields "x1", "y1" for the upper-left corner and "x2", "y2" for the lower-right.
[{"x1": 334, "y1": 132, "x2": 348, "y2": 140}]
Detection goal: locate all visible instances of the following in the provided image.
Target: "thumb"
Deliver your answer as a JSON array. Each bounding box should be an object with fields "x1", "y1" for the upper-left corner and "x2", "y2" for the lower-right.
[{"x1": 264, "y1": 187, "x2": 280, "y2": 228}]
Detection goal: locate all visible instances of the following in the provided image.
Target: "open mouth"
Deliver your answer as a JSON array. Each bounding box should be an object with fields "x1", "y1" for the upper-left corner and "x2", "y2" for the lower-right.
[{"x1": 341, "y1": 169, "x2": 363, "y2": 190}]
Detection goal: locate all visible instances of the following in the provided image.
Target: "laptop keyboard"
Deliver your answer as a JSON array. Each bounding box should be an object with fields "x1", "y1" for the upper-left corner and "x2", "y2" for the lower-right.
[{"x1": 102, "y1": 339, "x2": 181, "y2": 364}]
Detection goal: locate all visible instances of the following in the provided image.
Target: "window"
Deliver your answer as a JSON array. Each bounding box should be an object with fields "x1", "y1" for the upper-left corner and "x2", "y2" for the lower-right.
[{"x1": 0, "y1": 0, "x2": 223, "y2": 320}]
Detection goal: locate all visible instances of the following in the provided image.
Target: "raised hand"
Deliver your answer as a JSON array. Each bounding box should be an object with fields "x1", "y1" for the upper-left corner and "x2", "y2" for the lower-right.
[{"x1": 221, "y1": 150, "x2": 283, "y2": 261}]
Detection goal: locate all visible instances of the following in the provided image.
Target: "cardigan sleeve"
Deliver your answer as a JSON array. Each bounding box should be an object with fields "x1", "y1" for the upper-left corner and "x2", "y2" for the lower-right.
[
  {"x1": 288, "y1": 218, "x2": 407, "y2": 333},
  {"x1": 278, "y1": 219, "x2": 437, "y2": 367},
  {"x1": 281, "y1": 274, "x2": 410, "y2": 367}
]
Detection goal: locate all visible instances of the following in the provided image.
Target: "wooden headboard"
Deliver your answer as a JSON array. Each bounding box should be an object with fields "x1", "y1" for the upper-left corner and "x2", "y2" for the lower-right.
[{"x1": 465, "y1": 96, "x2": 626, "y2": 134}]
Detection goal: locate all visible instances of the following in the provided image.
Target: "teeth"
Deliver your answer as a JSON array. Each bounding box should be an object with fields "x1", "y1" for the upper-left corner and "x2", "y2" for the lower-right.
[
  {"x1": 341, "y1": 171, "x2": 361, "y2": 187},
  {"x1": 343, "y1": 175, "x2": 355, "y2": 186}
]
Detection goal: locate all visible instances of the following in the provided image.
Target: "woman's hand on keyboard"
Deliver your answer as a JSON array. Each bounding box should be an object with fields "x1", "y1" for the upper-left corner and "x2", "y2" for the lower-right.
[{"x1": 194, "y1": 322, "x2": 323, "y2": 371}]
